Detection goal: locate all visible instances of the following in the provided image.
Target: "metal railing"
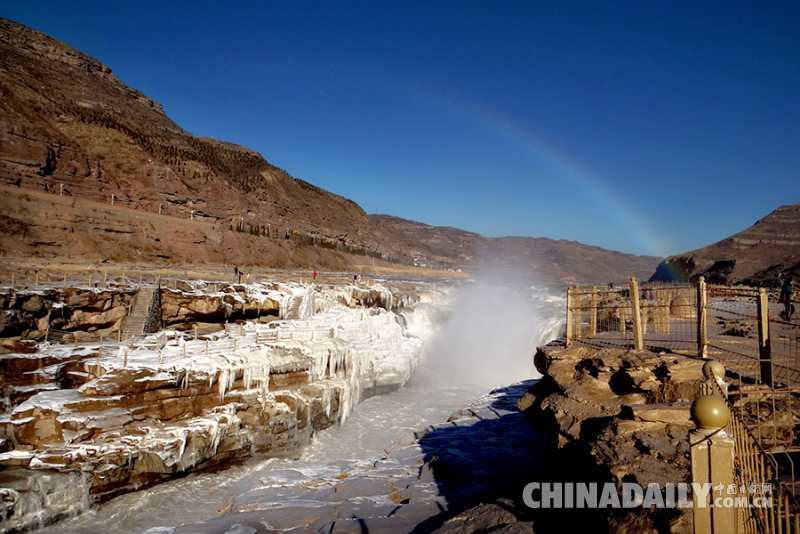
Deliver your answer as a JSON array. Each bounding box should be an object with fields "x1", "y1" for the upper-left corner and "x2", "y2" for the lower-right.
[
  {"x1": 566, "y1": 277, "x2": 800, "y2": 391},
  {"x1": 568, "y1": 277, "x2": 800, "y2": 462},
  {"x1": 0, "y1": 269, "x2": 236, "y2": 291},
  {"x1": 568, "y1": 281, "x2": 699, "y2": 354}
]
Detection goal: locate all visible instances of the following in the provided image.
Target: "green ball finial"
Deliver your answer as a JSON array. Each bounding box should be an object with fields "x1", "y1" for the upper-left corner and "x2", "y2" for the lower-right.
[
  {"x1": 702, "y1": 360, "x2": 725, "y2": 380},
  {"x1": 691, "y1": 395, "x2": 731, "y2": 429}
]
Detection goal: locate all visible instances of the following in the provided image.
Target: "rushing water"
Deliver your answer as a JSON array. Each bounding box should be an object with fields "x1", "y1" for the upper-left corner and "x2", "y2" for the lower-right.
[{"x1": 45, "y1": 282, "x2": 563, "y2": 534}]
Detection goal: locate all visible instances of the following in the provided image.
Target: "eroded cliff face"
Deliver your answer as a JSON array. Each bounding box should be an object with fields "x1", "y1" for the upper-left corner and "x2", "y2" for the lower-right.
[
  {"x1": 0, "y1": 288, "x2": 136, "y2": 349},
  {"x1": 0, "y1": 281, "x2": 419, "y2": 345},
  {"x1": 0, "y1": 281, "x2": 442, "y2": 532},
  {"x1": 520, "y1": 343, "x2": 703, "y2": 533}
]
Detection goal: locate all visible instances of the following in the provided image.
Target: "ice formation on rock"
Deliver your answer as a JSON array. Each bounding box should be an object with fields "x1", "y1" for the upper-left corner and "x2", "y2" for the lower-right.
[{"x1": 0, "y1": 280, "x2": 444, "y2": 532}]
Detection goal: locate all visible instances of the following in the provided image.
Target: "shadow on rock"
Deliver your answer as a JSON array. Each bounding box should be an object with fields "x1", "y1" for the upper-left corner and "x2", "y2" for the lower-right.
[{"x1": 411, "y1": 381, "x2": 547, "y2": 533}]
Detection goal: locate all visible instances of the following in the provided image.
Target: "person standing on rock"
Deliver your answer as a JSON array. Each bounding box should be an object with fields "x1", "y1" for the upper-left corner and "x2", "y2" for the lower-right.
[{"x1": 780, "y1": 276, "x2": 795, "y2": 321}]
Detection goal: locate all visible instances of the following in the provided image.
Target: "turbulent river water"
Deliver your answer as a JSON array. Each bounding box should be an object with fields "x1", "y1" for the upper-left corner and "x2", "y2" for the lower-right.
[{"x1": 45, "y1": 283, "x2": 564, "y2": 534}]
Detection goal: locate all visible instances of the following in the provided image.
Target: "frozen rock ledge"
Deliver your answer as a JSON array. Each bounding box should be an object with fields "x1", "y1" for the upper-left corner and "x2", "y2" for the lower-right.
[{"x1": 0, "y1": 281, "x2": 445, "y2": 532}]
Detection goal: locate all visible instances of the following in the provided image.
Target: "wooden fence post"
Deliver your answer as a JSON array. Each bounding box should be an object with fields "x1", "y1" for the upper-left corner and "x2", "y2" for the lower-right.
[
  {"x1": 590, "y1": 287, "x2": 598, "y2": 337},
  {"x1": 630, "y1": 277, "x2": 644, "y2": 350},
  {"x1": 697, "y1": 276, "x2": 708, "y2": 358},
  {"x1": 565, "y1": 287, "x2": 574, "y2": 347},
  {"x1": 757, "y1": 287, "x2": 773, "y2": 387},
  {"x1": 111, "y1": 193, "x2": 115, "y2": 206}
]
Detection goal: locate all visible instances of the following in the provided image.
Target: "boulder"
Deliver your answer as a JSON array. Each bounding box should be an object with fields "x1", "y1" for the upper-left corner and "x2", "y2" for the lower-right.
[{"x1": 521, "y1": 342, "x2": 701, "y2": 532}]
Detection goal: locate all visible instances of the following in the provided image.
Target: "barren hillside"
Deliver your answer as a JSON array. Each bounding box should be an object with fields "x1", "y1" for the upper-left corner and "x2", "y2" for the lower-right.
[
  {"x1": 0, "y1": 18, "x2": 371, "y2": 243},
  {"x1": 650, "y1": 204, "x2": 800, "y2": 285}
]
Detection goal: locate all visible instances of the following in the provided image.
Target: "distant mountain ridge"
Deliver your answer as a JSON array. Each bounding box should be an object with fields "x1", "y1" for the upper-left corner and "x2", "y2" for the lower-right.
[
  {"x1": 370, "y1": 214, "x2": 661, "y2": 283},
  {"x1": 650, "y1": 204, "x2": 800, "y2": 285},
  {"x1": 0, "y1": 17, "x2": 661, "y2": 283}
]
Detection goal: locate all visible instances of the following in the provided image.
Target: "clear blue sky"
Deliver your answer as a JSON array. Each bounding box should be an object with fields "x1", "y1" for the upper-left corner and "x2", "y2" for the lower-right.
[{"x1": 4, "y1": 1, "x2": 799, "y2": 257}]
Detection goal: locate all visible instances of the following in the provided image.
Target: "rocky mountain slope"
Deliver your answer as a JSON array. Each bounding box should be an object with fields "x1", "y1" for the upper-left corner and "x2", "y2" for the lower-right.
[
  {"x1": 0, "y1": 18, "x2": 370, "y2": 242},
  {"x1": 0, "y1": 17, "x2": 660, "y2": 283},
  {"x1": 650, "y1": 204, "x2": 800, "y2": 285}
]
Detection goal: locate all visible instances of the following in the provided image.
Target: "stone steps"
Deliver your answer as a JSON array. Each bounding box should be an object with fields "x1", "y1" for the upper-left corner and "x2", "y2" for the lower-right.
[{"x1": 121, "y1": 287, "x2": 155, "y2": 340}]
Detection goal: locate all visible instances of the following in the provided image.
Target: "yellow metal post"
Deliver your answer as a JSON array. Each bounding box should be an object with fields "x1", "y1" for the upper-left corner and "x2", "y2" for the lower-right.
[
  {"x1": 757, "y1": 287, "x2": 773, "y2": 387},
  {"x1": 697, "y1": 276, "x2": 708, "y2": 358},
  {"x1": 690, "y1": 393, "x2": 735, "y2": 534}
]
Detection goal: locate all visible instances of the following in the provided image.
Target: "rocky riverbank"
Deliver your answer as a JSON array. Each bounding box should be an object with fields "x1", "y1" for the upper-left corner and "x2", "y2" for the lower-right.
[
  {"x1": 0, "y1": 280, "x2": 443, "y2": 532},
  {"x1": 0, "y1": 280, "x2": 415, "y2": 346},
  {"x1": 518, "y1": 341, "x2": 705, "y2": 532}
]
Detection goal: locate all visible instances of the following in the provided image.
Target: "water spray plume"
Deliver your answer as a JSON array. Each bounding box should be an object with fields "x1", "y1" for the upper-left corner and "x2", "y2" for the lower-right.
[{"x1": 421, "y1": 265, "x2": 564, "y2": 389}]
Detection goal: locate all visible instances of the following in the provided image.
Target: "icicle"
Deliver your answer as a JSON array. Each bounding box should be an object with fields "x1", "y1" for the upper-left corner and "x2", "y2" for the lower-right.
[
  {"x1": 225, "y1": 367, "x2": 236, "y2": 400},
  {"x1": 218, "y1": 369, "x2": 228, "y2": 401}
]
